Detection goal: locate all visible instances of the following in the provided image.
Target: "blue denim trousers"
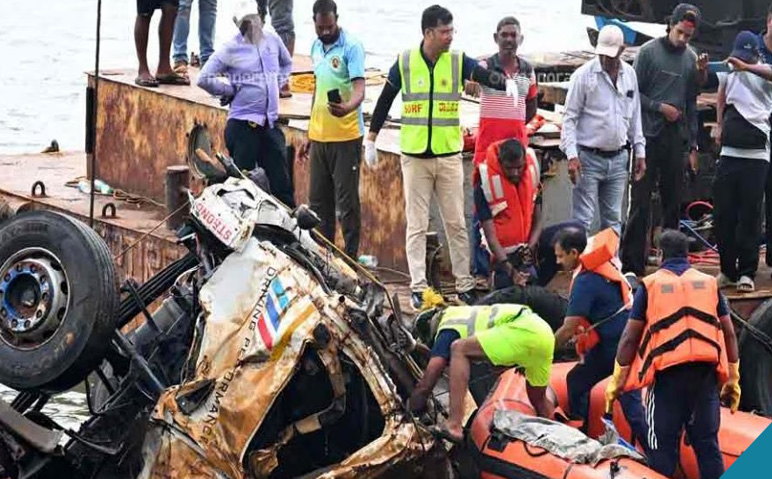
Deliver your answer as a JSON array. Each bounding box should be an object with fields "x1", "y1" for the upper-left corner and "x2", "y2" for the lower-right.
[
  {"x1": 172, "y1": 0, "x2": 217, "y2": 64},
  {"x1": 572, "y1": 148, "x2": 629, "y2": 235}
]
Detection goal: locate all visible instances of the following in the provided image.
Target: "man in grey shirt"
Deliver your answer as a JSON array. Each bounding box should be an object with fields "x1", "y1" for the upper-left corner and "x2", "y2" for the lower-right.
[
  {"x1": 621, "y1": 3, "x2": 709, "y2": 276},
  {"x1": 560, "y1": 25, "x2": 646, "y2": 235}
]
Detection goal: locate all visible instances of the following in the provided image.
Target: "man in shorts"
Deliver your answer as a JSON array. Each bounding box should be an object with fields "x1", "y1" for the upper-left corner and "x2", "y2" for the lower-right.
[
  {"x1": 135, "y1": 0, "x2": 190, "y2": 87},
  {"x1": 411, "y1": 303, "x2": 555, "y2": 442}
]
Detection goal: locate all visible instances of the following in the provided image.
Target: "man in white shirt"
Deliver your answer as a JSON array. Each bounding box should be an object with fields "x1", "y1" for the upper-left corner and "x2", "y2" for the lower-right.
[
  {"x1": 714, "y1": 31, "x2": 772, "y2": 293},
  {"x1": 560, "y1": 25, "x2": 646, "y2": 234}
]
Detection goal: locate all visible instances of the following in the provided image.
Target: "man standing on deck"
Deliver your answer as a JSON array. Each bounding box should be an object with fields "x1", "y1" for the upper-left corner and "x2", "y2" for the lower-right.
[
  {"x1": 135, "y1": 0, "x2": 189, "y2": 87},
  {"x1": 713, "y1": 32, "x2": 772, "y2": 293},
  {"x1": 560, "y1": 24, "x2": 647, "y2": 235},
  {"x1": 197, "y1": 3, "x2": 295, "y2": 207},
  {"x1": 621, "y1": 4, "x2": 710, "y2": 277},
  {"x1": 171, "y1": 0, "x2": 218, "y2": 76},
  {"x1": 757, "y1": 6, "x2": 772, "y2": 275},
  {"x1": 466, "y1": 16, "x2": 539, "y2": 287},
  {"x1": 300, "y1": 0, "x2": 366, "y2": 258},
  {"x1": 365, "y1": 5, "x2": 509, "y2": 310}
]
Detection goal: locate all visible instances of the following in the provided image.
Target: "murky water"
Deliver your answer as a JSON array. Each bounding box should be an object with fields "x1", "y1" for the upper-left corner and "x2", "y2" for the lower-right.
[{"x1": 0, "y1": 0, "x2": 612, "y2": 428}]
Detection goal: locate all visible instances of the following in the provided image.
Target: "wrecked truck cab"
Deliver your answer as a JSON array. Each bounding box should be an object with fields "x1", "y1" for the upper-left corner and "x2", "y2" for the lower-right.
[
  {"x1": 0, "y1": 153, "x2": 449, "y2": 479},
  {"x1": 140, "y1": 238, "x2": 438, "y2": 479}
]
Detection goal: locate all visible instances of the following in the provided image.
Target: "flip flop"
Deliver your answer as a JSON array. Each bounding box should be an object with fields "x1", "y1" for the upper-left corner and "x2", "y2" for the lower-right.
[
  {"x1": 156, "y1": 73, "x2": 191, "y2": 86},
  {"x1": 430, "y1": 424, "x2": 464, "y2": 444},
  {"x1": 135, "y1": 76, "x2": 159, "y2": 88}
]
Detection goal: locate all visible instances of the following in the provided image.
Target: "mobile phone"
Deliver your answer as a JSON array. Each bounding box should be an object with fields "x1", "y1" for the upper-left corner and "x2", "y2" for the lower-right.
[{"x1": 327, "y1": 89, "x2": 342, "y2": 104}]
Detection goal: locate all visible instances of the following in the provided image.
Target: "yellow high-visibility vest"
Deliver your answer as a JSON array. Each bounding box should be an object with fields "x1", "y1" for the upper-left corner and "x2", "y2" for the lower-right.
[
  {"x1": 436, "y1": 304, "x2": 536, "y2": 339},
  {"x1": 398, "y1": 48, "x2": 464, "y2": 155}
]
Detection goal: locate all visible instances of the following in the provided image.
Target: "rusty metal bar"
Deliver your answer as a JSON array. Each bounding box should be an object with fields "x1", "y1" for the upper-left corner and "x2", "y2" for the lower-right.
[{"x1": 165, "y1": 165, "x2": 190, "y2": 231}]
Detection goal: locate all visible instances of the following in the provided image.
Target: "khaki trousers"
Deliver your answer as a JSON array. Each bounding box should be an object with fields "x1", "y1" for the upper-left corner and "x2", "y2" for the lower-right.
[{"x1": 401, "y1": 153, "x2": 474, "y2": 293}]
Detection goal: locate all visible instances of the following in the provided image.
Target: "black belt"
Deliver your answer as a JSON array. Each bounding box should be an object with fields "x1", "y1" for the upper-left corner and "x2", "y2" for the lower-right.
[{"x1": 579, "y1": 145, "x2": 627, "y2": 158}]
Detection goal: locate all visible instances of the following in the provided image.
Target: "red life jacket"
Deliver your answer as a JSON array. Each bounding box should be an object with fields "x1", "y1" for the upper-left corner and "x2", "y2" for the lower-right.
[
  {"x1": 568, "y1": 228, "x2": 632, "y2": 355},
  {"x1": 474, "y1": 140, "x2": 539, "y2": 252}
]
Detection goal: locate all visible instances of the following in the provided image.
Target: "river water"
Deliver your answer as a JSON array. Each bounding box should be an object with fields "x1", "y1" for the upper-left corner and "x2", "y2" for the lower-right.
[{"x1": 0, "y1": 0, "x2": 619, "y2": 429}]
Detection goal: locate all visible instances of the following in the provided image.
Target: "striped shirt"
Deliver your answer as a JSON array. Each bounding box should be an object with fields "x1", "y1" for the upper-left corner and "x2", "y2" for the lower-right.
[{"x1": 478, "y1": 55, "x2": 538, "y2": 121}]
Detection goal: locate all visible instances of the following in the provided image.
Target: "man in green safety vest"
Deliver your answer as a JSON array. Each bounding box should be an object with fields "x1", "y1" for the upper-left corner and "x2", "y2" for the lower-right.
[
  {"x1": 411, "y1": 302, "x2": 555, "y2": 443},
  {"x1": 366, "y1": 5, "x2": 510, "y2": 310}
]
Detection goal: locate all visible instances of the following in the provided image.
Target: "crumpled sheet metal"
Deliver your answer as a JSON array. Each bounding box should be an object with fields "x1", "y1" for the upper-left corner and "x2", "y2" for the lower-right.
[
  {"x1": 138, "y1": 238, "x2": 434, "y2": 479},
  {"x1": 492, "y1": 409, "x2": 645, "y2": 467}
]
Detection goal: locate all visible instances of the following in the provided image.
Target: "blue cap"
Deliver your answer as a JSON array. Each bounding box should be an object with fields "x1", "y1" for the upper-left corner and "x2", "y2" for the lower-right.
[{"x1": 731, "y1": 31, "x2": 760, "y2": 63}]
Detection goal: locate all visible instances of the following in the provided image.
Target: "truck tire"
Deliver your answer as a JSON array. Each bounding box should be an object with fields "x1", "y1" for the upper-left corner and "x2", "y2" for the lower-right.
[
  {"x1": 474, "y1": 285, "x2": 568, "y2": 332},
  {"x1": 739, "y1": 298, "x2": 772, "y2": 414},
  {"x1": 0, "y1": 211, "x2": 119, "y2": 393}
]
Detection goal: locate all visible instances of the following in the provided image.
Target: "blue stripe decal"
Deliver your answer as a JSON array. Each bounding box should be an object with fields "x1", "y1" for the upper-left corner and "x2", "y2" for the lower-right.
[
  {"x1": 266, "y1": 295, "x2": 280, "y2": 330},
  {"x1": 271, "y1": 278, "x2": 289, "y2": 310}
]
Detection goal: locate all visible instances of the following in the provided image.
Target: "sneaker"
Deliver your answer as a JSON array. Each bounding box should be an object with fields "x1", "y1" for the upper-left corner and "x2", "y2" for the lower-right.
[
  {"x1": 457, "y1": 290, "x2": 478, "y2": 306},
  {"x1": 411, "y1": 292, "x2": 424, "y2": 311},
  {"x1": 716, "y1": 273, "x2": 737, "y2": 289},
  {"x1": 412, "y1": 287, "x2": 446, "y2": 311}
]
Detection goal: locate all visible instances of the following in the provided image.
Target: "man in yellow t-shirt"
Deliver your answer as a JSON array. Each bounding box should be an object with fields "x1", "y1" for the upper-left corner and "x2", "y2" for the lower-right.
[{"x1": 300, "y1": 0, "x2": 366, "y2": 258}]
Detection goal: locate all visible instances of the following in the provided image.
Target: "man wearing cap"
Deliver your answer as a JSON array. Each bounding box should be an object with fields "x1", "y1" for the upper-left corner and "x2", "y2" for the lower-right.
[
  {"x1": 621, "y1": 3, "x2": 709, "y2": 277},
  {"x1": 713, "y1": 32, "x2": 772, "y2": 293},
  {"x1": 560, "y1": 25, "x2": 646, "y2": 235},
  {"x1": 197, "y1": 3, "x2": 296, "y2": 208}
]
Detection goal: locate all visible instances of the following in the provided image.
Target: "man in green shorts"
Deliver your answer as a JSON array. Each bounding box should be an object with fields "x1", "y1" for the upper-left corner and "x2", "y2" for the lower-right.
[{"x1": 411, "y1": 303, "x2": 555, "y2": 443}]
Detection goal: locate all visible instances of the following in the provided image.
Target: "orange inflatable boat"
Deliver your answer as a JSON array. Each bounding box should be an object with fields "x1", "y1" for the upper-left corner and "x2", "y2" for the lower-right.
[
  {"x1": 469, "y1": 368, "x2": 665, "y2": 479},
  {"x1": 470, "y1": 363, "x2": 771, "y2": 479},
  {"x1": 548, "y1": 362, "x2": 771, "y2": 477}
]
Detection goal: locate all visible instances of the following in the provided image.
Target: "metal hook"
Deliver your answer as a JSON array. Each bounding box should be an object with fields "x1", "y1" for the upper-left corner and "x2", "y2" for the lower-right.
[
  {"x1": 101, "y1": 203, "x2": 117, "y2": 218},
  {"x1": 31, "y1": 181, "x2": 46, "y2": 197}
]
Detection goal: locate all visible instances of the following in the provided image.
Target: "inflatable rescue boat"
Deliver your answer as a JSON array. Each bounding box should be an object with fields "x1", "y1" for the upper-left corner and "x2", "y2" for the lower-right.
[{"x1": 469, "y1": 363, "x2": 771, "y2": 479}]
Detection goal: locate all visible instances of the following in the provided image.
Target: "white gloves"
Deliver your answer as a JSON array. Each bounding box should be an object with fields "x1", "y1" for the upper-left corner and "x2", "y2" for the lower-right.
[{"x1": 364, "y1": 139, "x2": 378, "y2": 168}]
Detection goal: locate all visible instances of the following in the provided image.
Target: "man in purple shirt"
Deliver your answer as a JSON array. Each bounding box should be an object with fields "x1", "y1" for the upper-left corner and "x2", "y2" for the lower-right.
[{"x1": 197, "y1": 6, "x2": 295, "y2": 207}]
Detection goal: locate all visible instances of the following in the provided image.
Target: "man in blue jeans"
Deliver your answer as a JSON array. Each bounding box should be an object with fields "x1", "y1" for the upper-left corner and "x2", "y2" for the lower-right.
[
  {"x1": 172, "y1": 0, "x2": 217, "y2": 72},
  {"x1": 560, "y1": 25, "x2": 646, "y2": 234}
]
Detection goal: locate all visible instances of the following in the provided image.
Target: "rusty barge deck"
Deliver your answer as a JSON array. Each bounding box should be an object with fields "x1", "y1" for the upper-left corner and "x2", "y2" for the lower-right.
[{"x1": 0, "y1": 50, "x2": 766, "y2": 316}]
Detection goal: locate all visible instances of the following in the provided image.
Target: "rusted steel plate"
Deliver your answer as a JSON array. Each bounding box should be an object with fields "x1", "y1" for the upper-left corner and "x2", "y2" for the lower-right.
[
  {"x1": 90, "y1": 72, "x2": 412, "y2": 270},
  {"x1": 0, "y1": 150, "x2": 186, "y2": 283}
]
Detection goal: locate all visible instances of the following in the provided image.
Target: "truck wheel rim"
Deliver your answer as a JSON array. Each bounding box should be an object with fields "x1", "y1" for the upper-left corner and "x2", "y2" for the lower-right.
[{"x1": 0, "y1": 248, "x2": 70, "y2": 350}]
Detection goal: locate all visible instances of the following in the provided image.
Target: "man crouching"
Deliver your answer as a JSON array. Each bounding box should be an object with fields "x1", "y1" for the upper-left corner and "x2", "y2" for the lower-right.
[{"x1": 411, "y1": 297, "x2": 555, "y2": 443}]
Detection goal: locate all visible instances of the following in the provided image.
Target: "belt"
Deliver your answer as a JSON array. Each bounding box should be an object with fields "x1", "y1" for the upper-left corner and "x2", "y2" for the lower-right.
[{"x1": 579, "y1": 145, "x2": 627, "y2": 158}]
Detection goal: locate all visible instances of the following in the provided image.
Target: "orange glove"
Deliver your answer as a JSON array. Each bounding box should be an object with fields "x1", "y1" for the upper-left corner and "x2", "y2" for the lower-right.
[
  {"x1": 720, "y1": 362, "x2": 741, "y2": 413},
  {"x1": 605, "y1": 361, "x2": 630, "y2": 414}
]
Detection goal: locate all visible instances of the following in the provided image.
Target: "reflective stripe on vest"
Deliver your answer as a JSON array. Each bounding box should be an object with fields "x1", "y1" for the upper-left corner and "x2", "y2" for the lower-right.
[
  {"x1": 478, "y1": 163, "x2": 508, "y2": 217},
  {"x1": 435, "y1": 305, "x2": 530, "y2": 339},
  {"x1": 476, "y1": 144, "x2": 539, "y2": 249},
  {"x1": 624, "y1": 268, "x2": 729, "y2": 391},
  {"x1": 399, "y1": 48, "x2": 463, "y2": 155}
]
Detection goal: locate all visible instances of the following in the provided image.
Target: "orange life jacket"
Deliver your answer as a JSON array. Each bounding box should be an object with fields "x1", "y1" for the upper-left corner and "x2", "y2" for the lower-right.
[
  {"x1": 474, "y1": 140, "x2": 539, "y2": 252},
  {"x1": 623, "y1": 267, "x2": 730, "y2": 392},
  {"x1": 568, "y1": 228, "x2": 632, "y2": 355}
]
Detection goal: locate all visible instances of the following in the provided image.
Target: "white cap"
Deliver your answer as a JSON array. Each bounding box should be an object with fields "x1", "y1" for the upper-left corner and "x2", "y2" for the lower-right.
[
  {"x1": 595, "y1": 25, "x2": 624, "y2": 57},
  {"x1": 233, "y1": 0, "x2": 259, "y2": 26}
]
